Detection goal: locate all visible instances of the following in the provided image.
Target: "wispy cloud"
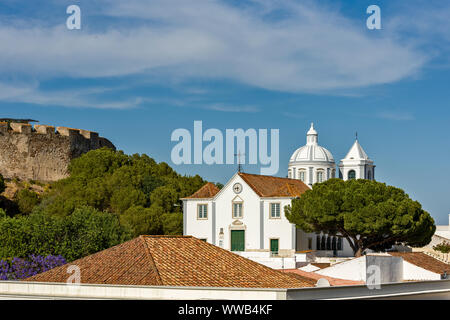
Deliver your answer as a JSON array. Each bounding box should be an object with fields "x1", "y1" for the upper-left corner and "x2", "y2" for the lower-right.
[
  {"x1": 377, "y1": 111, "x2": 415, "y2": 121},
  {"x1": 0, "y1": 0, "x2": 444, "y2": 108},
  {"x1": 206, "y1": 103, "x2": 260, "y2": 113},
  {"x1": 281, "y1": 111, "x2": 304, "y2": 119}
]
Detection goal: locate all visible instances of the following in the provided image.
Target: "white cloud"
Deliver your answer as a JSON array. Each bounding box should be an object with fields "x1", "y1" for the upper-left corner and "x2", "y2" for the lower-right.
[
  {"x1": 0, "y1": 0, "x2": 434, "y2": 108},
  {"x1": 377, "y1": 111, "x2": 415, "y2": 121},
  {"x1": 0, "y1": 82, "x2": 141, "y2": 109},
  {"x1": 206, "y1": 103, "x2": 260, "y2": 113}
]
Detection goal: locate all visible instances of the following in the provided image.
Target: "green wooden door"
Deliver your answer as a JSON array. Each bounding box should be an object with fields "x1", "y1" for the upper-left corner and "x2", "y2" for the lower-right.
[
  {"x1": 270, "y1": 239, "x2": 279, "y2": 255},
  {"x1": 231, "y1": 230, "x2": 245, "y2": 251}
]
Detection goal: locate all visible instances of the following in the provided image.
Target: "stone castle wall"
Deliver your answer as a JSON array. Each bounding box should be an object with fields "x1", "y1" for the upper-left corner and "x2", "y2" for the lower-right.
[{"x1": 0, "y1": 122, "x2": 115, "y2": 182}]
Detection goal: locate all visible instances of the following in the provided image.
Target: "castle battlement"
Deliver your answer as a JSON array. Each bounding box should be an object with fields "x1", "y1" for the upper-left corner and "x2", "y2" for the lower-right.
[
  {"x1": 0, "y1": 121, "x2": 115, "y2": 182},
  {"x1": 10, "y1": 122, "x2": 32, "y2": 134},
  {"x1": 34, "y1": 124, "x2": 55, "y2": 135},
  {"x1": 1, "y1": 122, "x2": 102, "y2": 143}
]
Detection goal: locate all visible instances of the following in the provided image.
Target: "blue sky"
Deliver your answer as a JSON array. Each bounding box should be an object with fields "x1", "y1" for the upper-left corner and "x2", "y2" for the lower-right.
[{"x1": 0, "y1": 0, "x2": 449, "y2": 224}]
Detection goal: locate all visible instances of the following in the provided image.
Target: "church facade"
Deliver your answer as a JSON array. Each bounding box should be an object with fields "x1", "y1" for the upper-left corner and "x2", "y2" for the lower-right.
[{"x1": 182, "y1": 123, "x2": 375, "y2": 258}]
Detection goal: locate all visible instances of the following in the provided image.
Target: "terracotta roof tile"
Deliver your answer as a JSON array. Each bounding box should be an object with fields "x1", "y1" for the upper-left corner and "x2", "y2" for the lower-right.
[
  {"x1": 389, "y1": 252, "x2": 450, "y2": 274},
  {"x1": 238, "y1": 172, "x2": 310, "y2": 197},
  {"x1": 185, "y1": 182, "x2": 220, "y2": 199},
  {"x1": 25, "y1": 236, "x2": 313, "y2": 288},
  {"x1": 282, "y1": 269, "x2": 364, "y2": 286}
]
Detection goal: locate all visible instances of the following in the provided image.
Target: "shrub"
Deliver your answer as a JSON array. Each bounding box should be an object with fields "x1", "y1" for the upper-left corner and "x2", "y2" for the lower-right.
[
  {"x1": 433, "y1": 241, "x2": 450, "y2": 254},
  {"x1": 0, "y1": 255, "x2": 66, "y2": 280}
]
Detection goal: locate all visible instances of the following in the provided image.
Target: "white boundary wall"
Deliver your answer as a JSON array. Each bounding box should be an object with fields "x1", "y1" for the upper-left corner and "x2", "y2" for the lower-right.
[
  {"x1": 0, "y1": 281, "x2": 287, "y2": 300},
  {"x1": 1, "y1": 279, "x2": 450, "y2": 300}
]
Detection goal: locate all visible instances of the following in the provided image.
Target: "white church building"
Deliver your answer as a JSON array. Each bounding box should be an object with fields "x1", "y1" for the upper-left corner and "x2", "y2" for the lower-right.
[{"x1": 182, "y1": 123, "x2": 375, "y2": 258}]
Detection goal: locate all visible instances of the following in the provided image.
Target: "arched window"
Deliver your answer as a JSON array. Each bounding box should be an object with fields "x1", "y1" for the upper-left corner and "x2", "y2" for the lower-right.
[
  {"x1": 332, "y1": 237, "x2": 337, "y2": 251},
  {"x1": 316, "y1": 170, "x2": 324, "y2": 183},
  {"x1": 348, "y1": 170, "x2": 356, "y2": 180},
  {"x1": 331, "y1": 169, "x2": 336, "y2": 178},
  {"x1": 288, "y1": 169, "x2": 292, "y2": 179},
  {"x1": 299, "y1": 170, "x2": 306, "y2": 182},
  {"x1": 316, "y1": 235, "x2": 321, "y2": 250},
  {"x1": 326, "y1": 237, "x2": 331, "y2": 250},
  {"x1": 321, "y1": 236, "x2": 326, "y2": 250},
  {"x1": 337, "y1": 237, "x2": 343, "y2": 251}
]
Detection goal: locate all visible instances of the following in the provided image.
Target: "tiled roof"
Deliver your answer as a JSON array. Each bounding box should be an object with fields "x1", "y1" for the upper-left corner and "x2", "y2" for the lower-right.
[
  {"x1": 311, "y1": 263, "x2": 331, "y2": 269},
  {"x1": 389, "y1": 252, "x2": 450, "y2": 274},
  {"x1": 184, "y1": 182, "x2": 220, "y2": 199},
  {"x1": 237, "y1": 172, "x2": 310, "y2": 197},
  {"x1": 282, "y1": 269, "x2": 364, "y2": 286},
  {"x1": 25, "y1": 236, "x2": 313, "y2": 288}
]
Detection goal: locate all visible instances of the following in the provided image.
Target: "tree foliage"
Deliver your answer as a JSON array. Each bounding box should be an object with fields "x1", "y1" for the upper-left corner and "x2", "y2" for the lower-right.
[
  {"x1": 285, "y1": 178, "x2": 436, "y2": 256},
  {"x1": 433, "y1": 241, "x2": 450, "y2": 254},
  {"x1": 0, "y1": 206, "x2": 131, "y2": 261},
  {"x1": 36, "y1": 148, "x2": 206, "y2": 236},
  {"x1": 16, "y1": 189, "x2": 41, "y2": 215},
  {"x1": 0, "y1": 148, "x2": 208, "y2": 261}
]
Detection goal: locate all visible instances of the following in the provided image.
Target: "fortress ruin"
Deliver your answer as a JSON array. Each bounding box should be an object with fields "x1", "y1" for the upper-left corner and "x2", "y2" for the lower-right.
[{"x1": 0, "y1": 121, "x2": 115, "y2": 182}]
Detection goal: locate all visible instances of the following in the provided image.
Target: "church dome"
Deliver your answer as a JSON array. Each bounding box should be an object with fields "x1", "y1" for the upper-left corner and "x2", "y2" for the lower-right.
[{"x1": 289, "y1": 123, "x2": 335, "y2": 164}]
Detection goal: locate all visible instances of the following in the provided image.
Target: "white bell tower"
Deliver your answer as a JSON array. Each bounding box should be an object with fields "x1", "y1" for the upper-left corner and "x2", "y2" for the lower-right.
[{"x1": 339, "y1": 136, "x2": 375, "y2": 181}]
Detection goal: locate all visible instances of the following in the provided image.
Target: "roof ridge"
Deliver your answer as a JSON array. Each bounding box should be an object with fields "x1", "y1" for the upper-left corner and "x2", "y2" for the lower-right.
[
  {"x1": 140, "y1": 235, "x2": 193, "y2": 238},
  {"x1": 138, "y1": 235, "x2": 164, "y2": 285},
  {"x1": 239, "y1": 171, "x2": 297, "y2": 181}
]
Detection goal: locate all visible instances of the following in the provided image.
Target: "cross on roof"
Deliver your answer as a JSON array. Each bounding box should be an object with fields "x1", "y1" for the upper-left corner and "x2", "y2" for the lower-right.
[{"x1": 234, "y1": 151, "x2": 245, "y2": 172}]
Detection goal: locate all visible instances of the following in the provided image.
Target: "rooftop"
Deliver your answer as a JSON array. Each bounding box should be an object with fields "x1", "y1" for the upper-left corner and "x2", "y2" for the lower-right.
[
  {"x1": 389, "y1": 252, "x2": 450, "y2": 274},
  {"x1": 25, "y1": 236, "x2": 314, "y2": 289},
  {"x1": 237, "y1": 172, "x2": 310, "y2": 198},
  {"x1": 282, "y1": 269, "x2": 364, "y2": 286},
  {"x1": 184, "y1": 182, "x2": 220, "y2": 199}
]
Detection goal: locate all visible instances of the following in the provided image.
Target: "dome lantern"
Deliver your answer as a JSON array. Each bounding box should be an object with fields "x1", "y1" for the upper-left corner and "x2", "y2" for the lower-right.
[{"x1": 306, "y1": 123, "x2": 318, "y2": 145}]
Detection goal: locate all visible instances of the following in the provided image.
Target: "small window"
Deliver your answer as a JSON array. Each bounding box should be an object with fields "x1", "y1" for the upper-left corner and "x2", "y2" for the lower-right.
[
  {"x1": 288, "y1": 170, "x2": 292, "y2": 179},
  {"x1": 348, "y1": 170, "x2": 356, "y2": 180},
  {"x1": 299, "y1": 170, "x2": 306, "y2": 182},
  {"x1": 367, "y1": 170, "x2": 372, "y2": 180},
  {"x1": 317, "y1": 171, "x2": 324, "y2": 183},
  {"x1": 197, "y1": 204, "x2": 208, "y2": 219},
  {"x1": 308, "y1": 237, "x2": 312, "y2": 250},
  {"x1": 233, "y1": 202, "x2": 243, "y2": 219},
  {"x1": 316, "y1": 235, "x2": 321, "y2": 250},
  {"x1": 326, "y1": 237, "x2": 331, "y2": 250},
  {"x1": 332, "y1": 169, "x2": 336, "y2": 178},
  {"x1": 270, "y1": 203, "x2": 281, "y2": 219}
]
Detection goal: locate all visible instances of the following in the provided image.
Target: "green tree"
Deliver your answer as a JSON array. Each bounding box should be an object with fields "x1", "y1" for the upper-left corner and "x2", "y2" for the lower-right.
[
  {"x1": 120, "y1": 205, "x2": 163, "y2": 237},
  {"x1": 161, "y1": 212, "x2": 183, "y2": 235},
  {"x1": 0, "y1": 206, "x2": 131, "y2": 261},
  {"x1": 16, "y1": 189, "x2": 40, "y2": 215},
  {"x1": 285, "y1": 179, "x2": 436, "y2": 257}
]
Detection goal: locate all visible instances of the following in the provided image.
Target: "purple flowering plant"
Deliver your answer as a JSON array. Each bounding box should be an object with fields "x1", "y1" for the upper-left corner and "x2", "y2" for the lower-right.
[{"x1": 0, "y1": 255, "x2": 66, "y2": 280}]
